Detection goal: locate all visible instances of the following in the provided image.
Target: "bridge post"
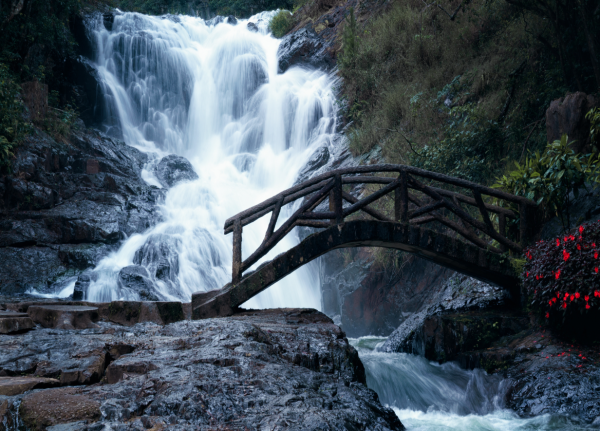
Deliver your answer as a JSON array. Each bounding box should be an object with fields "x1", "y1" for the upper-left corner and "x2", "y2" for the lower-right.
[
  {"x1": 519, "y1": 202, "x2": 531, "y2": 249},
  {"x1": 330, "y1": 174, "x2": 343, "y2": 225},
  {"x1": 395, "y1": 170, "x2": 408, "y2": 223},
  {"x1": 232, "y1": 218, "x2": 242, "y2": 284},
  {"x1": 498, "y1": 213, "x2": 507, "y2": 252}
]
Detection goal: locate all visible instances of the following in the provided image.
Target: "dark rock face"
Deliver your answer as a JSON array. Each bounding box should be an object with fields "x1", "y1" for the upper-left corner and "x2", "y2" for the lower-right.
[
  {"x1": 322, "y1": 249, "x2": 457, "y2": 336},
  {"x1": 277, "y1": 25, "x2": 335, "y2": 73},
  {"x1": 546, "y1": 91, "x2": 597, "y2": 153},
  {"x1": 154, "y1": 154, "x2": 199, "y2": 188},
  {"x1": 117, "y1": 265, "x2": 160, "y2": 301},
  {"x1": 0, "y1": 308, "x2": 405, "y2": 430},
  {"x1": 0, "y1": 127, "x2": 164, "y2": 296},
  {"x1": 381, "y1": 275, "x2": 510, "y2": 354}
]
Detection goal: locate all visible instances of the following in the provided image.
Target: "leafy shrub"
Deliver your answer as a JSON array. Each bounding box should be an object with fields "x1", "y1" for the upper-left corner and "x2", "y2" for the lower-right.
[
  {"x1": 269, "y1": 10, "x2": 293, "y2": 38},
  {"x1": 523, "y1": 221, "x2": 600, "y2": 341},
  {"x1": 0, "y1": 64, "x2": 30, "y2": 166},
  {"x1": 587, "y1": 107, "x2": 600, "y2": 150},
  {"x1": 494, "y1": 135, "x2": 600, "y2": 230}
]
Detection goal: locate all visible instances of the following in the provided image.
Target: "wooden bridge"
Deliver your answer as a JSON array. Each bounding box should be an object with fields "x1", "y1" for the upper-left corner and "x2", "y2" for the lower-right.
[{"x1": 192, "y1": 164, "x2": 537, "y2": 319}]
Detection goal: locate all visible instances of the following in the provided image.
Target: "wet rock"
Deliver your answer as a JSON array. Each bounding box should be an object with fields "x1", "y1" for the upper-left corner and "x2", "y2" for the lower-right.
[
  {"x1": 295, "y1": 146, "x2": 330, "y2": 185},
  {"x1": 0, "y1": 309, "x2": 405, "y2": 430},
  {"x1": 154, "y1": 154, "x2": 198, "y2": 188},
  {"x1": 27, "y1": 305, "x2": 100, "y2": 329},
  {"x1": 546, "y1": 92, "x2": 597, "y2": 153},
  {"x1": 0, "y1": 376, "x2": 60, "y2": 396},
  {"x1": 0, "y1": 311, "x2": 34, "y2": 333},
  {"x1": 0, "y1": 127, "x2": 164, "y2": 297},
  {"x1": 20, "y1": 387, "x2": 101, "y2": 431},
  {"x1": 382, "y1": 274, "x2": 510, "y2": 353},
  {"x1": 247, "y1": 21, "x2": 258, "y2": 32},
  {"x1": 105, "y1": 300, "x2": 185, "y2": 326},
  {"x1": 277, "y1": 24, "x2": 335, "y2": 73},
  {"x1": 65, "y1": 56, "x2": 106, "y2": 127},
  {"x1": 117, "y1": 265, "x2": 160, "y2": 301}
]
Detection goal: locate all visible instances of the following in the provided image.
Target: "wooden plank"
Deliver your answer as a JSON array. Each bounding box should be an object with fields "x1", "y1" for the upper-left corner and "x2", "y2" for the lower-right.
[
  {"x1": 264, "y1": 195, "x2": 284, "y2": 241},
  {"x1": 473, "y1": 190, "x2": 494, "y2": 230},
  {"x1": 399, "y1": 171, "x2": 408, "y2": 223},
  {"x1": 342, "y1": 191, "x2": 393, "y2": 222},
  {"x1": 295, "y1": 220, "x2": 331, "y2": 228},
  {"x1": 409, "y1": 200, "x2": 445, "y2": 220},
  {"x1": 333, "y1": 174, "x2": 343, "y2": 224},
  {"x1": 232, "y1": 219, "x2": 242, "y2": 284},
  {"x1": 240, "y1": 179, "x2": 336, "y2": 272}
]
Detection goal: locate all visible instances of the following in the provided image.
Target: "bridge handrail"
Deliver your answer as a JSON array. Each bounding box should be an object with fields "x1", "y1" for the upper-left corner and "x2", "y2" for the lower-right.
[{"x1": 223, "y1": 164, "x2": 537, "y2": 284}]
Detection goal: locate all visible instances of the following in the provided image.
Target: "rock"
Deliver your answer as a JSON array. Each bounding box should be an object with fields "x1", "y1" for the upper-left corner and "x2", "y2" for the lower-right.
[
  {"x1": 27, "y1": 305, "x2": 100, "y2": 329},
  {"x1": 117, "y1": 265, "x2": 160, "y2": 301},
  {"x1": 21, "y1": 81, "x2": 48, "y2": 123},
  {"x1": 277, "y1": 24, "x2": 335, "y2": 73},
  {"x1": 0, "y1": 309, "x2": 405, "y2": 430},
  {"x1": 546, "y1": 92, "x2": 598, "y2": 153},
  {"x1": 0, "y1": 127, "x2": 164, "y2": 297},
  {"x1": 65, "y1": 56, "x2": 106, "y2": 127},
  {"x1": 154, "y1": 154, "x2": 199, "y2": 188},
  {"x1": 206, "y1": 15, "x2": 237, "y2": 26},
  {"x1": 295, "y1": 145, "x2": 330, "y2": 184},
  {"x1": 105, "y1": 301, "x2": 185, "y2": 326},
  {"x1": 20, "y1": 387, "x2": 101, "y2": 431},
  {"x1": 381, "y1": 274, "x2": 511, "y2": 353},
  {"x1": 0, "y1": 311, "x2": 34, "y2": 334},
  {"x1": 0, "y1": 376, "x2": 60, "y2": 396},
  {"x1": 247, "y1": 21, "x2": 258, "y2": 32}
]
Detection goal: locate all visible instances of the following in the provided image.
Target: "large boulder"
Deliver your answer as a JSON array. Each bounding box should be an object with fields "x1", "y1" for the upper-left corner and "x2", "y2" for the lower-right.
[
  {"x1": 154, "y1": 154, "x2": 198, "y2": 188},
  {"x1": 546, "y1": 92, "x2": 598, "y2": 153},
  {"x1": 277, "y1": 25, "x2": 335, "y2": 73},
  {"x1": 117, "y1": 265, "x2": 160, "y2": 301}
]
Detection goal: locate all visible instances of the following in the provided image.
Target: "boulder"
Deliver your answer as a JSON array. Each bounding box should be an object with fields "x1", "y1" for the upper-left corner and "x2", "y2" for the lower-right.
[
  {"x1": 20, "y1": 388, "x2": 101, "y2": 431},
  {"x1": 21, "y1": 81, "x2": 48, "y2": 123},
  {"x1": 295, "y1": 146, "x2": 330, "y2": 184},
  {"x1": 105, "y1": 300, "x2": 185, "y2": 326},
  {"x1": 546, "y1": 91, "x2": 598, "y2": 153},
  {"x1": 154, "y1": 154, "x2": 199, "y2": 188},
  {"x1": 117, "y1": 265, "x2": 160, "y2": 301},
  {"x1": 247, "y1": 22, "x2": 258, "y2": 32},
  {"x1": 0, "y1": 376, "x2": 59, "y2": 396},
  {"x1": 0, "y1": 311, "x2": 34, "y2": 333},
  {"x1": 277, "y1": 25, "x2": 335, "y2": 73},
  {"x1": 27, "y1": 305, "x2": 100, "y2": 330}
]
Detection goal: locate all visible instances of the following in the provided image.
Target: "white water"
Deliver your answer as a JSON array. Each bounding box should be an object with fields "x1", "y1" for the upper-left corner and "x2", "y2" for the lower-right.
[
  {"x1": 350, "y1": 338, "x2": 591, "y2": 430},
  {"x1": 73, "y1": 11, "x2": 337, "y2": 308}
]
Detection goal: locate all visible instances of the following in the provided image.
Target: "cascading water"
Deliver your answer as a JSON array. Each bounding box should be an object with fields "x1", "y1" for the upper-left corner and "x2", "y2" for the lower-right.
[
  {"x1": 351, "y1": 338, "x2": 590, "y2": 430},
  {"x1": 78, "y1": 11, "x2": 336, "y2": 308}
]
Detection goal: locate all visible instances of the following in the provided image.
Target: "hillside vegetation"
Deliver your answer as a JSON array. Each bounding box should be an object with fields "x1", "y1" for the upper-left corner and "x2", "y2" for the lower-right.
[{"x1": 336, "y1": 0, "x2": 599, "y2": 185}]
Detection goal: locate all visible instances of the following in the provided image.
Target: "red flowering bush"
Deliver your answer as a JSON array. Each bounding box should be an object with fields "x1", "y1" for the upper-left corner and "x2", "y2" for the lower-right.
[{"x1": 523, "y1": 220, "x2": 600, "y2": 341}]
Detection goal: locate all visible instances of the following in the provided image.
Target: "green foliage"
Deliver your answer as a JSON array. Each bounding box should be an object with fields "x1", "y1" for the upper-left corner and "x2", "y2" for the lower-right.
[
  {"x1": 0, "y1": 64, "x2": 31, "y2": 166},
  {"x1": 494, "y1": 135, "x2": 600, "y2": 230},
  {"x1": 114, "y1": 0, "x2": 294, "y2": 17},
  {"x1": 337, "y1": 0, "x2": 592, "y2": 186},
  {"x1": 269, "y1": 9, "x2": 293, "y2": 38},
  {"x1": 586, "y1": 107, "x2": 600, "y2": 150}
]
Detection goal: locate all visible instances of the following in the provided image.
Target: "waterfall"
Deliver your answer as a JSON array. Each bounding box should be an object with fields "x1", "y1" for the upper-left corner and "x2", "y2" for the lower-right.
[{"x1": 81, "y1": 11, "x2": 336, "y2": 308}]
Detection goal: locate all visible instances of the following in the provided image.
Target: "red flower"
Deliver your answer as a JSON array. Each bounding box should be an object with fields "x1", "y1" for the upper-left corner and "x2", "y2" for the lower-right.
[
  {"x1": 546, "y1": 312, "x2": 550, "y2": 318},
  {"x1": 526, "y1": 272, "x2": 529, "y2": 277},
  {"x1": 595, "y1": 291, "x2": 600, "y2": 297},
  {"x1": 570, "y1": 235, "x2": 575, "y2": 241},
  {"x1": 577, "y1": 244, "x2": 581, "y2": 250},
  {"x1": 555, "y1": 270, "x2": 561, "y2": 280},
  {"x1": 595, "y1": 252, "x2": 599, "y2": 259},
  {"x1": 596, "y1": 267, "x2": 599, "y2": 274},
  {"x1": 556, "y1": 238, "x2": 560, "y2": 247},
  {"x1": 563, "y1": 250, "x2": 570, "y2": 261},
  {"x1": 549, "y1": 300, "x2": 553, "y2": 306},
  {"x1": 556, "y1": 292, "x2": 561, "y2": 298},
  {"x1": 563, "y1": 302, "x2": 568, "y2": 309},
  {"x1": 553, "y1": 297, "x2": 557, "y2": 303},
  {"x1": 536, "y1": 275, "x2": 539, "y2": 280},
  {"x1": 585, "y1": 295, "x2": 590, "y2": 302},
  {"x1": 586, "y1": 304, "x2": 591, "y2": 310},
  {"x1": 570, "y1": 294, "x2": 575, "y2": 301},
  {"x1": 564, "y1": 236, "x2": 569, "y2": 242},
  {"x1": 579, "y1": 225, "x2": 584, "y2": 234},
  {"x1": 576, "y1": 292, "x2": 581, "y2": 299}
]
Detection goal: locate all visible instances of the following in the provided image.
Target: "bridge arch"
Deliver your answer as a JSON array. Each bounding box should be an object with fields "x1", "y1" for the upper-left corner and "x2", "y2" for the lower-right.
[
  {"x1": 191, "y1": 164, "x2": 535, "y2": 319},
  {"x1": 192, "y1": 220, "x2": 519, "y2": 319}
]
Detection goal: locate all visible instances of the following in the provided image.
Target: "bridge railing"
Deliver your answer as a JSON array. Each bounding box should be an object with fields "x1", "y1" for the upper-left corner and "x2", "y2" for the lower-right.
[{"x1": 223, "y1": 164, "x2": 537, "y2": 284}]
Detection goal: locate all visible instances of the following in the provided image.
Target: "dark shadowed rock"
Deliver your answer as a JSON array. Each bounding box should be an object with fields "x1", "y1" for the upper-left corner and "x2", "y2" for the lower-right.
[
  {"x1": 0, "y1": 376, "x2": 60, "y2": 396},
  {"x1": 0, "y1": 309, "x2": 405, "y2": 430},
  {"x1": 295, "y1": 145, "x2": 330, "y2": 185},
  {"x1": 27, "y1": 305, "x2": 100, "y2": 330},
  {"x1": 247, "y1": 21, "x2": 258, "y2": 32},
  {"x1": 277, "y1": 25, "x2": 335, "y2": 73},
  {"x1": 117, "y1": 265, "x2": 160, "y2": 301},
  {"x1": 154, "y1": 154, "x2": 198, "y2": 188},
  {"x1": 546, "y1": 92, "x2": 597, "y2": 153},
  {"x1": 0, "y1": 311, "x2": 34, "y2": 333}
]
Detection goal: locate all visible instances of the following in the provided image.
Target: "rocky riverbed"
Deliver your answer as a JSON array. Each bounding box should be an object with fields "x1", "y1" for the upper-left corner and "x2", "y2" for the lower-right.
[{"x1": 0, "y1": 306, "x2": 404, "y2": 430}]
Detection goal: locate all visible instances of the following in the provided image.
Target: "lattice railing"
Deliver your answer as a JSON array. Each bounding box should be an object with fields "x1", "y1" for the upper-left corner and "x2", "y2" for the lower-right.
[{"x1": 223, "y1": 164, "x2": 537, "y2": 283}]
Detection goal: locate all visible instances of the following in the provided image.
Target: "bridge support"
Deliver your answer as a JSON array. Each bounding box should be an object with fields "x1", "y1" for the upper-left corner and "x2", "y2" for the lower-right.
[{"x1": 192, "y1": 220, "x2": 520, "y2": 320}]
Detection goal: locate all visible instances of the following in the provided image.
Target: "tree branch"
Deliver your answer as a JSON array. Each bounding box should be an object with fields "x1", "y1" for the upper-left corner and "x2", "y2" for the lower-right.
[{"x1": 435, "y1": 0, "x2": 468, "y2": 21}]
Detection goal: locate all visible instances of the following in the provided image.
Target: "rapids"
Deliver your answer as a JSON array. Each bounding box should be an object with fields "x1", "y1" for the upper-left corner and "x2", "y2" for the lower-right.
[
  {"x1": 79, "y1": 10, "x2": 337, "y2": 307},
  {"x1": 350, "y1": 337, "x2": 592, "y2": 430}
]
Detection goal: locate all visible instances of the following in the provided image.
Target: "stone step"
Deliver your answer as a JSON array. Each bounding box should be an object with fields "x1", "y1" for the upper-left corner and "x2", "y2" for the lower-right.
[
  {"x1": 0, "y1": 376, "x2": 60, "y2": 396},
  {"x1": 27, "y1": 305, "x2": 100, "y2": 330},
  {"x1": 0, "y1": 311, "x2": 35, "y2": 334}
]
